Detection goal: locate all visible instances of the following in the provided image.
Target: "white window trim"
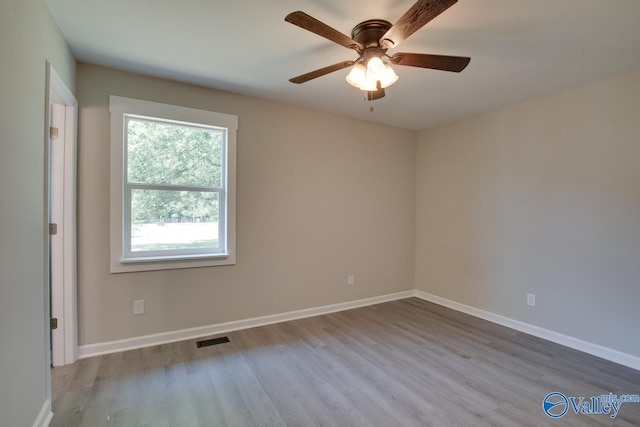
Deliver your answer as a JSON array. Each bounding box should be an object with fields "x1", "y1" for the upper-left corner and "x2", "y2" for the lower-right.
[{"x1": 109, "y1": 96, "x2": 237, "y2": 273}]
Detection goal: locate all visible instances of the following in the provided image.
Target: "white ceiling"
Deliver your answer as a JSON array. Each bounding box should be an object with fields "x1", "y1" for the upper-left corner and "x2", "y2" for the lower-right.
[{"x1": 46, "y1": 0, "x2": 640, "y2": 131}]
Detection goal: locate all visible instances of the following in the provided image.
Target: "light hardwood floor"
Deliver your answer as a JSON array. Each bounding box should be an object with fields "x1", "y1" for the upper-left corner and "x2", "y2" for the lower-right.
[{"x1": 51, "y1": 298, "x2": 640, "y2": 426}]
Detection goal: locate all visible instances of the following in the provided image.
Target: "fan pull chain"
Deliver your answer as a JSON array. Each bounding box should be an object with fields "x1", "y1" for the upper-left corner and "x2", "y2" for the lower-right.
[{"x1": 370, "y1": 104, "x2": 374, "y2": 112}]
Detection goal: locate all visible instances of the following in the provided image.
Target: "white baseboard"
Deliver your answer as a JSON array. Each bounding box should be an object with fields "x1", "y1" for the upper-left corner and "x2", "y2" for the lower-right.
[
  {"x1": 33, "y1": 399, "x2": 53, "y2": 427},
  {"x1": 76, "y1": 288, "x2": 640, "y2": 372},
  {"x1": 413, "y1": 290, "x2": 640, "y2": 372},
  {"x1": 78, "y1": 290, "x2": 415, "y2": 359}
]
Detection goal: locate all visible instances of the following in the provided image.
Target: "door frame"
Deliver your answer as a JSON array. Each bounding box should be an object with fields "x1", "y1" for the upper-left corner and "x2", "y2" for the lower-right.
[{"x1": 45, "y1": 62, "x2": 78, "y2": 371}]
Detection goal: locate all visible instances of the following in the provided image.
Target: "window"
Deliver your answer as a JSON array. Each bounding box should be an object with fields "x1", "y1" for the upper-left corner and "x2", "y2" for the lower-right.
[{"x1": 110, "y1": 96, "x2": 237, "y2": 272}]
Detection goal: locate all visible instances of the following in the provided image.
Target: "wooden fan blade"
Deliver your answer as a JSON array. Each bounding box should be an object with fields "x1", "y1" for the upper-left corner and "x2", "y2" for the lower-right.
[
  {"x1": 285, "y1": 11, "x2": 363, "y2": 50},
  {"x1": 390, "y1": 52, "x2": 470, "y2": 72},
  {"x1": 380, "y1": 0, "x2": 457, "y2": 48},
  {"x1": 289, "y1": 60, "x2": 356, "y2": 84}
]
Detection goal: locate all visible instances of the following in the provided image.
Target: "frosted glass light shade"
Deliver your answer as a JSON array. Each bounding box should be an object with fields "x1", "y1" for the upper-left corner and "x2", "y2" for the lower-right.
[
  {"x1": 346, "y1": 63, "x2": 367, "y2": 88},
  {"x1": 366, "y1": 56, "x2": 384, "y2": 75},
  {"x1": 378, "y1": 64, "x2": 399, "y2": 88}
]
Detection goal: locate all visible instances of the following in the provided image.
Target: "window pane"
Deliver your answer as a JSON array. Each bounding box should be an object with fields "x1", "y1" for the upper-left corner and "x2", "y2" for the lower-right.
[
  {"x1": 130, "y1": 189, "x2": 220, "y2": 253},
  {"x1": 127, "y1": 117, "x2": 224, "y2": 187}
]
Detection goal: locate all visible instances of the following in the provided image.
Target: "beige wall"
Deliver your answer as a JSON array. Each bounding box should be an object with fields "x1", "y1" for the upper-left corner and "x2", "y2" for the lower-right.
[
  {"x1": 0, "y1": 0, "x2": 76, "y2": 425},
  {"x1": 415, "y1": 70, "x2": 640, "y2": 357},
  {"x1": 76, "y1": 63, "x2": 416, "y2": 345}
]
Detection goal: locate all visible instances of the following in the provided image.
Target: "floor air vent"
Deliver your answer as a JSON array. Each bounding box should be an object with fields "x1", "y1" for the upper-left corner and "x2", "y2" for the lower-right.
[{"x1": 196, "y1": 336, "x2": 230, "y2": 348}]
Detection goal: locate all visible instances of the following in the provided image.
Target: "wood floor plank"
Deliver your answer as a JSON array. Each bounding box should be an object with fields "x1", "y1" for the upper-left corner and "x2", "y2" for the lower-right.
[{"x1": 52, "y1": 298, "x2": 640, "y2": 426}]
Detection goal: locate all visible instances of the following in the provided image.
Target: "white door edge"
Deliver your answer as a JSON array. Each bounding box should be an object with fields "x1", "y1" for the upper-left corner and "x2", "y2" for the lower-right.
[{"x1": 46, "y1": 63, "x2": 78, "y2": 371}]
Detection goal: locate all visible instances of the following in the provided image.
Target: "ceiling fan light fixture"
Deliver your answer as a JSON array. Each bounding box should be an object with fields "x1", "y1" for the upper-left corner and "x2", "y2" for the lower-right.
[
  {"x1": 346, "y1": 57, "x2": 398, "y2": 92},
  {"x1": 286, "y1": 1, "x2": 471, "y2": 101}
]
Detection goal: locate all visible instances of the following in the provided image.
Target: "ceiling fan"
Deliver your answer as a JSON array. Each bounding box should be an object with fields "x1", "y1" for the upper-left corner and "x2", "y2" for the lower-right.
[{"x1": 285, "y1": 0, "x2": 470, "y2": 101}]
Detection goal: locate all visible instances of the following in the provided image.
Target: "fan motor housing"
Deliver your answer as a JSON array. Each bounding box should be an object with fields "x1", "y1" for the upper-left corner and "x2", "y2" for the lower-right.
[{"x1": 351, "y1": 19, "x2": 392, "y2": 49}]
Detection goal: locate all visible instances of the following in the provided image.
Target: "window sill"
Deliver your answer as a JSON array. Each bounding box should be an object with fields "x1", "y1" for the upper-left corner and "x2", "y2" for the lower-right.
[
  {"x1": 120, "y1": 253, "x2": 229, "y2": 264},
  {"x1": 110, "y1": 252, "x2": 235, "y2": 273}
]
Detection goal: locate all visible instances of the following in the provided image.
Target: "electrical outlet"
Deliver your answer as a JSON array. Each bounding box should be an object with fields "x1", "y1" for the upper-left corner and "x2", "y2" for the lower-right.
[
  {"x1": 133, "y1": 299, "x2": 145, "y2": 315},
  {"x1": 347, "y1": 274, "x2": 355, "y2": 286},
  {"x1": 527, "y1": 293, "x2": 536, "y2": 307}
]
